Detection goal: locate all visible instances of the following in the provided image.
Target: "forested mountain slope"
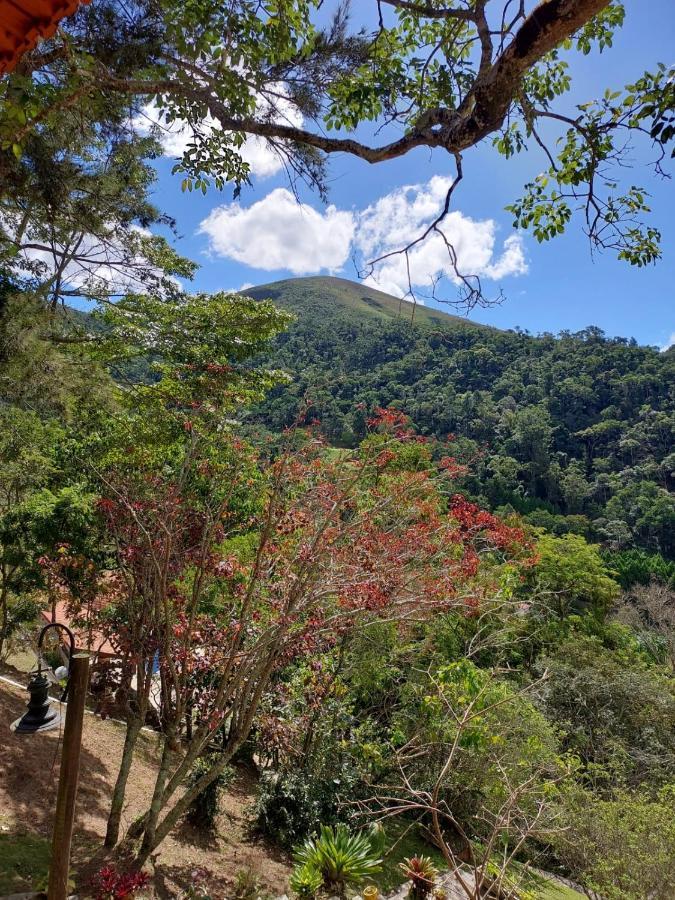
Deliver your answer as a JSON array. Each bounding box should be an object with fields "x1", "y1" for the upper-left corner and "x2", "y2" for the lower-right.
[{"x1": 245, "y1": 277, "x2": 675, "y2": 557}]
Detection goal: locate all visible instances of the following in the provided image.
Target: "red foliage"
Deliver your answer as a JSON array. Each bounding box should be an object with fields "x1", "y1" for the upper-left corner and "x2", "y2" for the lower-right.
[
  {"x1": 90, "y1": 866, "x2": 150, "y2": 900},
  {"x1": 82, "y1": 410, "x2": 532, "y2": 797},
  {"x1": 375, "y1": 449, "x2": 397, "y2": 468},
  {"x1": 367, "y1": 406, "x2": 415, "y2": 439},
  {"x1": 449, "y1": 494, "x2": 528, "y2": 553},
  {"x1": 438, "y1": 456, "x2": 468, "y2": 478}
]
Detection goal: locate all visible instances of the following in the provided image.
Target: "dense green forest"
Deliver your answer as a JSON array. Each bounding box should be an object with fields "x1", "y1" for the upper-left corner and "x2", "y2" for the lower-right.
[{"x1": 247, "y1": 277, "x2": 675, "y2": 561}]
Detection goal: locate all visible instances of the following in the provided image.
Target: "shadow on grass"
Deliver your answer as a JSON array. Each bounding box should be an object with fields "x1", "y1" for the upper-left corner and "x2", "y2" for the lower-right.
[
  {"x1": 171, "y1": 818, "x2": 222, "y2": 852},
  {"x1": 0, "y1": 686, "x2": 113, "y2": 836},
  {"x1": 0, "y1": 832, "x2": 50, "y2": 895},
  {"x1": 0, "y1": 682, "x2": 116, "y2": 895}
]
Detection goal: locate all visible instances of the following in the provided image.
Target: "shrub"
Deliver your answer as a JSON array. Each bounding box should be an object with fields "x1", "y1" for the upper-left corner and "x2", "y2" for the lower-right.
[
  {"x1": 253, "y1": 770, "x2": 344, "y2": 849},
  {"x1": 539, "y1": 634, "x2": 675, "y2": 787},
  {"x1": 184, "y1": 757, "x2": 233, "y2": 831},
  {"x1": 0, "y1": 595, "x2": 40, "y2": 658},
  {"x1": 555, "y1": 784, "x2": 675, "y2": 899},
  {"x1": 293, "y1": 823, "x2": 382, "y2": 894}
]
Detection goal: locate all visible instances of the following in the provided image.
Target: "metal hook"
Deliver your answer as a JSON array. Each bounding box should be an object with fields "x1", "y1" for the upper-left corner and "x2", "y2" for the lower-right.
[{"x1": 37, "y1": 622, "x2": 77, "y2": 701}]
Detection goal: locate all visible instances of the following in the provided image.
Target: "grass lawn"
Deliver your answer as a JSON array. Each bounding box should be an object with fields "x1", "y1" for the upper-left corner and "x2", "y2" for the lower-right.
[
  {"x1": 376, "y1": 819, "x2": 447, "y2": 892},
  {"x1": 0, "y1": 832, "x2": 50, "y2": 895},
  {"x1": 531, "y1": 879, "x2": 586, "y2": 900},
  {"x1": 522, "y1": 867, "x2": 587, "y2": 900}
]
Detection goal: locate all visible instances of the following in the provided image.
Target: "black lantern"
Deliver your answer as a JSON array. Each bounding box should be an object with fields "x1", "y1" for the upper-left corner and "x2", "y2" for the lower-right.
[
  {"x1": 11, "y1": 670, "x2": 61, "y2": 733},
  {"x1": 10, "y1": 622, "x2": 75, "y2": 735}
]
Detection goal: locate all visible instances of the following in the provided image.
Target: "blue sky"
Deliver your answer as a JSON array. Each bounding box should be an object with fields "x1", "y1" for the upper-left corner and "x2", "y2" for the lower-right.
[{"x1": 143, "y1": 1, "x2": 674, "y2": 348}]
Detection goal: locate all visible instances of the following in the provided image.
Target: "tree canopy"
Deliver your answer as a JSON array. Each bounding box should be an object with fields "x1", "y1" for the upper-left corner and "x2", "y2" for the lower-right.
[{"x1": 1, "y1": 0, "x2": 673, "y2": 306}]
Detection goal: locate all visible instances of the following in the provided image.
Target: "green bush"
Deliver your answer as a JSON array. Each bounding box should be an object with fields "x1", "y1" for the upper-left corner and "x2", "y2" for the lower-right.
[
  {"x1": 603, "y1": 548, "x2": 675, "y2": 589},
  {"x1": 184, "y1": 757, "x2": 233, "y2": 831},
  {"x1": 0, "y1": 595, "x2": 40, "y2": 647},
  {"x1": 253, "y1": 770, "x2": 346, "y2": 849},
  {"x1": 539, "y1": 634, "x2": 675, "y2": 787},
  {"x1": 555, "y1": 784, "x2": 675, "y2": 899}
]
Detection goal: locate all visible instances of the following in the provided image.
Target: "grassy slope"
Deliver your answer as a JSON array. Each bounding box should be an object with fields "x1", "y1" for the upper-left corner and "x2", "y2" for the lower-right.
[{"x1": 244, "y1": 275, "x2": 490, "y2": 330}]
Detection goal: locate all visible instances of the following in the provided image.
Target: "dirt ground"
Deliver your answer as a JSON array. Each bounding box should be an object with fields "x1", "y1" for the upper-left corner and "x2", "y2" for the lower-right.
[{"x1": 0, "y1": 678, "x2": 291, "y2": 898}]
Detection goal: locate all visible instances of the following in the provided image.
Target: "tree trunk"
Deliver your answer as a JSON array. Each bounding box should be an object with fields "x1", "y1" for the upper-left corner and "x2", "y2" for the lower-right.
[
  {"x1": 137, "y1": 734, "x2": 174, "y2": 861},
  {"x1": 136, "y1": 751, "x2": 235, "y2": 864},
  {"x1": 104, "y1": 716, "x2": 143, "y2": 848},
  {"x1": 130, "y1": 728, "x2": 212, "y2": 859},
  {"x1": 0, "y1": 577, "x2": 8, "y2": 661}
]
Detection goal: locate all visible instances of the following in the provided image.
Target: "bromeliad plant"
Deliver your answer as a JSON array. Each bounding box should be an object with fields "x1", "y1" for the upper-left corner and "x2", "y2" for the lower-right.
[
  {"x1": 289, "y1": 861, "x2": 324, "y2": 899},
  {"x1": 90, "y1": 866, "x2": 150, "y2": 900},
  {"x1": 399, "y1": 856, "x2": 439, "y2": 900},
  {"x1": 293, "y1": 823, "x2": 383, "y2": 895}
]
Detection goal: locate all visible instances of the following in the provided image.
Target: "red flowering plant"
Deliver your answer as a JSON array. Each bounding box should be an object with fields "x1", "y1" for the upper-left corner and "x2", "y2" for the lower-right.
[
  {"x1": 248, "y1": 413, "x2": 535, "y2": 835},
  {"x1": 68, "y1": 288, "x2": 292, "y2": 850},
  {"x1": 90, "y1": 865, "x2": 150, "y2": 900},
  {"x1": 89, "y1": 423, "x2": 266, "y2": 850},
  {"x1": 85, "y1": 334, "x2": 531, "y2": 865}
]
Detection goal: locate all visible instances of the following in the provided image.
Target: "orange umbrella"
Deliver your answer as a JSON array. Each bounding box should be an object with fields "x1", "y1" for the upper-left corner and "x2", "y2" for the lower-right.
[{"x1": 0, "y1": 0, "x2": 90, "y2": 74}]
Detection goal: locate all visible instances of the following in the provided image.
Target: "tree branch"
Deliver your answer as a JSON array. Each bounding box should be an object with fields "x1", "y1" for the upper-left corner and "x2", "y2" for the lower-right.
[{"x1": 379, "y1": 0, "x2": 476, "y2": 20}]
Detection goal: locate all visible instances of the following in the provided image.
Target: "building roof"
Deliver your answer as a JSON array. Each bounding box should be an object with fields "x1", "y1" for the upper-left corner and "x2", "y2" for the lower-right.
[
  {"x1": 41, "y1": 602, "x2": 118, "y2": 659},
  {"x1": 0, "y1": 0, "x2": 89, "y2": 74}
]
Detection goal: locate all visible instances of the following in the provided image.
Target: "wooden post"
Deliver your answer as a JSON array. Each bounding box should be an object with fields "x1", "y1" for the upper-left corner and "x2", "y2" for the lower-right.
[{"x1": 48, "y1": 652, "x2": 90, "y2": 900}]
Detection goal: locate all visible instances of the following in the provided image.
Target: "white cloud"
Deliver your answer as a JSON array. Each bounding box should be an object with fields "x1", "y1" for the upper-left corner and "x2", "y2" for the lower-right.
[
  {"x1": 199, "y1": 188, "x2": 355, "y2": 275},
  {"x1": 133, "y1": 88, "x2": 303, "y2": 179},
  {"x1": 354, "y1": 176, "x2": 527, "y2": 297},
  {"x1": 197, "y1": 175, "x2": 528, "y2": 294},
  {"x1": 484, "y1": 235, "x2": 528, "y2": 279},
  {"x1": 660, "y1": 332, "x2": 675, "y2": 352}
]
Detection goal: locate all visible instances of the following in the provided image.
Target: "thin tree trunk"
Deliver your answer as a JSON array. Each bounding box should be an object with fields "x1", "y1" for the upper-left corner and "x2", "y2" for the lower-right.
[
  {"x1": 128, "y1": 725, "x2": 213, "y2": 851},
  {"x1": 104, "y1": 716, "x2": 143, "y2": 848},
  {"x1": 137, "y1": 733, "x2": 174, "y2": 860},
  {"x1": 136, "y1": 751, "x2": 235, "y2": 864},
  {"x1": 136, "y1": 664, "x2": 278, "y2": 860},
  {"x1": 0, "y1": 576, "x2": 8, "y2": 660},
  {"x1": 105, "y1": 656, "x2": 152, "y2": 848}
]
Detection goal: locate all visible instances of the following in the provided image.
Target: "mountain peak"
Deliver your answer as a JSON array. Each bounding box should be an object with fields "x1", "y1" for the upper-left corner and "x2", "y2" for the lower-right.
[{"x1": 242, "y1": 275, "x2": 486, "y2": 329}]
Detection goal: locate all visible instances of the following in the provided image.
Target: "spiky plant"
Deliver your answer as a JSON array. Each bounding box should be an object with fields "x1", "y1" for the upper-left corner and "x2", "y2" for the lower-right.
[
  {"x1": 289, "y1": 862, "x2": 324, "y2": 899},
  {"x1": 290, "y1": 863, "x2": 323, "y2": 900},
  {"x1": 293, "y1": 823, "x2": 382, "y2": 894},
  {"x1": 399, "y1": 855, "x2": 439, "y2": 900}
]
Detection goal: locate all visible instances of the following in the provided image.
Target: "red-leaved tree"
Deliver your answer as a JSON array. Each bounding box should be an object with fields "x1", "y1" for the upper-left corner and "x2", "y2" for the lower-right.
[{"x1": 79, "y1": 406, "x2": 528, "y2": 861}]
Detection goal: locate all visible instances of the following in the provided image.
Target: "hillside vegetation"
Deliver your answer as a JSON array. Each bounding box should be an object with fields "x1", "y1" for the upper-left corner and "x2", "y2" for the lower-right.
[
  {"x1": 2, "y1": 1, "x2": 675, "y2": 892},
  {"x1": 247, "y1": 277, "x2": 675, "y2": 560},
  {"x1": 245, "y1": 276, "x2": 488, "y2": 329},
  {"x1": 2, "y1": 273, "x2": 675, "y2": 899}
]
